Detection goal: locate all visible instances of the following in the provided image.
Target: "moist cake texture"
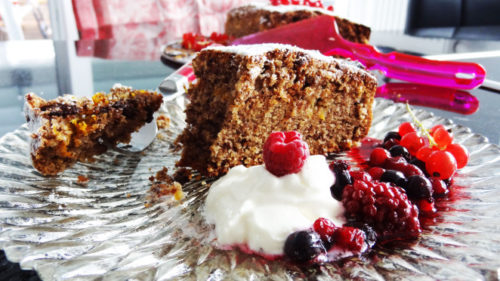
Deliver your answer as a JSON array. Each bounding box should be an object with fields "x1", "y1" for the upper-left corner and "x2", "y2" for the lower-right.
[
  {"x1": 225, "y1": 3, "x2": 371, "y2": 44},
  {"x1": 25, "y1": 87, "x2": 163, "y2": 176},
  {"x1": 176, "y1": 44, "x2": 377, "y2": 177}
]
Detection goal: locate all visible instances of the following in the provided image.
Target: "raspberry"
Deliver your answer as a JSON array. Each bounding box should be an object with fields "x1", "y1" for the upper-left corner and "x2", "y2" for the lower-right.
[
  {"x1": 342, "y1": 179, "x2": 421, "y2": 240},
  {"x1": 313, "y1": 217, "x2": 337, "y2": 246},
  {"x1": 263, "y1": 131, "x2": 309, "y2": 177},
  {"x1": 313, "y1": 218, "x2": 337, "y2": 238},
  {"x1": 331, "y1": 226, "x2": 365, "y2": 252},
  {"x1": 344, "y1": 222, "x2": 377, "y2": 248}
]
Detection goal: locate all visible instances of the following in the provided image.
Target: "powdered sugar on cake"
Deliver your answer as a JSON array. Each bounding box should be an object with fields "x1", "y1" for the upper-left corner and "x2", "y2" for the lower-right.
[{"x1": 205, "y1": 43, "x2": 374, "y2": 78}]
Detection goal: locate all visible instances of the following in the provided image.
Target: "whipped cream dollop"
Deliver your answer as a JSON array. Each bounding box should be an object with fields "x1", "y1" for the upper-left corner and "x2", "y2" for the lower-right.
[{"x1": 204, "y1": 155, "x2": 345, "y2": 255}]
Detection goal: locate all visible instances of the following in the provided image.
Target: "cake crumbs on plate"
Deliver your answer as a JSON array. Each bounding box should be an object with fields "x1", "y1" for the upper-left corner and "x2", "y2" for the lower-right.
[
  {"x1": 156, "y1": 114, "x2": 171, "y2": 130},
  {"x1": 173, "y1": 167, "x2": 193, "y2": 184},
  {"x1": 146, "y1": 167, "x2": 185, "y2": 205},
  {"x1": 76, "y1": 175, "x2": 89, "y2": 185}
]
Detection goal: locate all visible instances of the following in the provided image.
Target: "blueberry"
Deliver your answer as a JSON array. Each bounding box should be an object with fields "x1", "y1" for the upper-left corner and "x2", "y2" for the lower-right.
[
  {"x1": 405, "y1": 175, "x2": 433, "y2": 200},
  {"x1": 331, "y1": 169, "x2": 352, "y2": 200},
  {"x1": 380, "y1": 170, "x2": 407, "y2": 188},
  {"x1": 382, "y1": 138, "x2": 400, "y2": 150},
  {"x1": 389, "y1": 145, "x2": 411, "y2": 161},
  {"x1": 284, "y1": 230, "x2": 325, "y2": 262},
  {"x1": 383, "y1": 131, "x2": 401, "y2": 143},
  {"x1": 409, "y1": 158, "x2": 427, "y2": 175},
  {"x1": 330, "y1": 160, "x2": 350, "y2": 173}
]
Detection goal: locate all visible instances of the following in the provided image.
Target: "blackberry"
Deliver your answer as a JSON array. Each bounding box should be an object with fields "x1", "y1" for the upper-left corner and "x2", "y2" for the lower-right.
[
  {"x1": 284, "y1": 230, "x2": 325, "y2": 262},
  {"x1": 342, "y1": 179, "x2": 421, "y2": 240}
]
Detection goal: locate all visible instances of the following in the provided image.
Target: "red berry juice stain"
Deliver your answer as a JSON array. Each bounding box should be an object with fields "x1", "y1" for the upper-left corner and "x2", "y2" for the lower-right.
[
  {"x1": 347, "y1": 138, "x2": 381, "y2": 169},
  {"x1": 223, "y1": 244, "x2": 283, "y2": 261}
]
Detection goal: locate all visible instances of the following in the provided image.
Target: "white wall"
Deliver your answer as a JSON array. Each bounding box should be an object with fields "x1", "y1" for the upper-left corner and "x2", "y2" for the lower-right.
[{"x1": 332, "y1": 0, "x2": 410, "y2": 31}]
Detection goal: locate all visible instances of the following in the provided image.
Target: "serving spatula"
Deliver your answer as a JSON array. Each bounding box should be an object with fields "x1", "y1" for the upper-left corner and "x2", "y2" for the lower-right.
[{"x1": 231, "y1": 15, "x2": 486, "y2": 90}]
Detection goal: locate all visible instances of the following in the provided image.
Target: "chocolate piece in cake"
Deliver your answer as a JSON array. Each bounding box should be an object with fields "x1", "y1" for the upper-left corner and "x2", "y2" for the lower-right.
[
  {"x1": 176, "y1": 44, "x2": 377, "y2": 177},
  {"x1": 25, "y1": 87, "x2": 163, "y2": 176},
  {"x1": 225, "y1": 3, "x2": 371, "y2": 44}
]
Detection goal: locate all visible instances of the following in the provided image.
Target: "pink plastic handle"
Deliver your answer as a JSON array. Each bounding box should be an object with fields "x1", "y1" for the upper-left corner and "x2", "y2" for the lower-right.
[
  {"x1": 323, "y1": 18, "x2": 486, "y2": 89},
  {"x1": 376, "y1": 83, "x2": 479, "y2": 115}
]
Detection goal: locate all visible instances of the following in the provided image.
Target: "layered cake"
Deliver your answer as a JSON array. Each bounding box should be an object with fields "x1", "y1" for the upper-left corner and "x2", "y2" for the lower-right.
[
  {"x1": 225, "y1": 3, "x2": 371, "y2": 44},
  {"x1": 25, "y1": 87, "x2": 163, "y2": 176},
  {"x1": 176, "y1": 44, "x2": 377, "y2": 177}
]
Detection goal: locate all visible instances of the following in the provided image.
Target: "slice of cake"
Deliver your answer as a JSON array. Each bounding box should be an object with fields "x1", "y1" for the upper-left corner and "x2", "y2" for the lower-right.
[
  {"x1": 225, "y1": 3, "x2": 371, "y2": 44},
  {"x1": 176, "y1": 44, "x2": 377, "y2": 177},
  {"x1": 25, "y1": 87, "x2": 163, "y2": 176}
]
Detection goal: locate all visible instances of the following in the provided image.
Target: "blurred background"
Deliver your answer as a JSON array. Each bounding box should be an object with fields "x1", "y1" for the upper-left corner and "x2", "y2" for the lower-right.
[{"x1": 0, "y1": 0, "x2": 499, "y2": 135}]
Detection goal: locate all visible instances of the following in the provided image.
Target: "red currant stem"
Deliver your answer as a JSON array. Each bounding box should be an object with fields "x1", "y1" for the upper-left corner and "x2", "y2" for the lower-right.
[{"x1": 405, "y1": 103, "x2": 438, "y2": 148}]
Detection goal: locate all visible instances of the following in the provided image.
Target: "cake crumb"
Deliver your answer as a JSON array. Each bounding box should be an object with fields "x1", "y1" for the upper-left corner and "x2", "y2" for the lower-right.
[
  {"x1": 77, "y1": 175, "x2": 89, "y2": 184},
  {"x1": 147, "y1": 166, "x2": 184, "y2": 205},
  {"x1": 156, "y1": 114, "x2": 170, "y2": 130},
  {"x1": 173, "y1": 168, "x2": 193, "y2": 184}
]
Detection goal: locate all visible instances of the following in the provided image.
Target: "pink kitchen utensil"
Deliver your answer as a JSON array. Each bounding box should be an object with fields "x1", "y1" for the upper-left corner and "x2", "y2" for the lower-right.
[
  {"x1": 376, "y1": 83, "x2": 479, "y2": 115},
  {"x1": 231, "y1": 15, "x2": 486, "y2": 90}
]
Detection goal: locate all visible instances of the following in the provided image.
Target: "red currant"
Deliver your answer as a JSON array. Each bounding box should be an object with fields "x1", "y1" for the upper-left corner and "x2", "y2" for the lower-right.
[
  {"x1": 400, "y1": 132, "x2": 425, "y2": 155},
  {"x1": 398, "y1": 122, "x2": 417, "y2": 137},
  {"x1": 426, "y1": 151, "x2": 457, "y2": 180},
  {"x1": 429, "y1": 177, "x2": 448, "y2": 196},
  {"x1": 416, "y1": 146, "x2": 434, "y2": 162},
  {"x1": 369, "y1": 147, "x2": 390, "y2": 166},
  {"x1": 446, "y1": 143, "x2": 469, "y2": 169},
  {"x1": 429, "y1": 124, "x2": 446, "y2": 136},
  {"x1": 432, "y1": 127, "x2": 453, "y2": 149},
  {"x1": 417, "y1": 199, "x2": 436, "y2": 214}
]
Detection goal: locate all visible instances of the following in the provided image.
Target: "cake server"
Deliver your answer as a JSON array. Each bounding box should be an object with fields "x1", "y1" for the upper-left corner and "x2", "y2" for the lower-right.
[{"x1": 230, "y1": 15, "x2": 486, "y2": 90}]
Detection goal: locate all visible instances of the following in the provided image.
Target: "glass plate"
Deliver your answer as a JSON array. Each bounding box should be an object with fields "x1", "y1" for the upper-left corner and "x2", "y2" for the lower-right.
[{"x1": 0, "y1": 97, "x2": 499, "y2": 281}]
